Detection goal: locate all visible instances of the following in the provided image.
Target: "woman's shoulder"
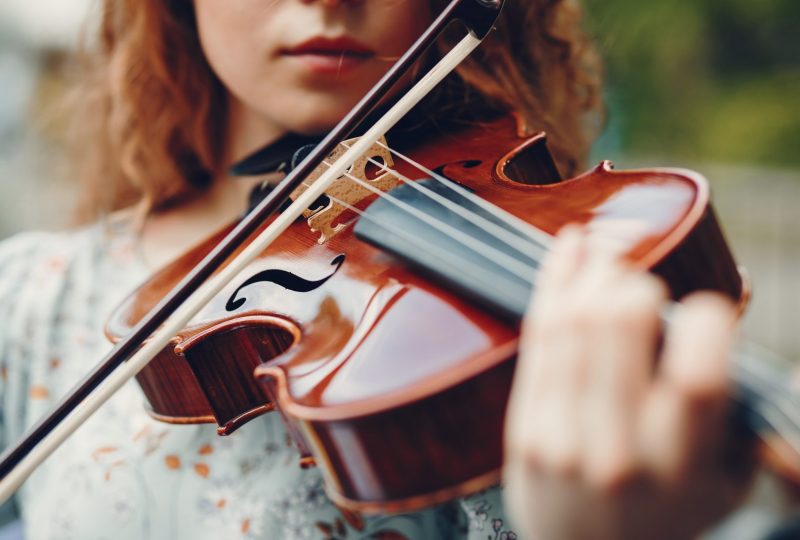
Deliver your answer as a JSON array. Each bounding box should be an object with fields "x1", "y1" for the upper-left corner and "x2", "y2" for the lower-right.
[
  {"x1": 0, "y1": 224, "x2": 100, "y2": 258},
  {"x1": 0, "y1": 229, "x2": 63, "y2": 264},
  {"x1": 0, "y1": 220, "x2": 145, "y2": 324},
  {"x1": 0, "y1": 213, "x2": 142, "y2": 275},
  {"x1": 0, "y1": 226, "x2": 102, "y2": 284},
  {"x1": 0, "y1": 228, "x2": 98, "y2": 341}
]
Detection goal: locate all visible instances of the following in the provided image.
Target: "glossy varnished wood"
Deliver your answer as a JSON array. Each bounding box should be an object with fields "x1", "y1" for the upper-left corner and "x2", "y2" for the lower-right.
[{"x1": 106, "y1": 116, "x2": 744, "y2": 511}]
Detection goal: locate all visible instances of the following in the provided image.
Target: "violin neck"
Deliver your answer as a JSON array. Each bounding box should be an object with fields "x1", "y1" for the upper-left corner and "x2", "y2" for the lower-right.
[{"x1": 355, "y1": 177, "x2": 540, "y2": 322}]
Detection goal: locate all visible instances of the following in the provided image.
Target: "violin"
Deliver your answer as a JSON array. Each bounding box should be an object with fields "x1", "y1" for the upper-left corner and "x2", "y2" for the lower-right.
[
  {"x1": 104, "y1": 113, "x2": 760, "y2": 514},
  {"x1": 0, "y1": 0, "x2": 796, "y2": 513}
]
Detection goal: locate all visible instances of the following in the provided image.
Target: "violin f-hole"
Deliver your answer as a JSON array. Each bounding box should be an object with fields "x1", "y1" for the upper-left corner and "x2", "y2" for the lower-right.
[{"x1": 226, "y1": 254, "x2": 346, "y2": 312}]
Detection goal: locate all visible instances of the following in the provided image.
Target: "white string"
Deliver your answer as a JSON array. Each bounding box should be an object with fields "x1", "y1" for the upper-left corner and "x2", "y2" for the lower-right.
[
  {"x1": 375, "y1": 140, "x2": 554, "y2": 249},
  {"x1": 316, "y1": 160, "x2": 538, "y2": 282},
  {"x1": 307, "y1": 166, "x2": 541, "y2": 288},
  {"x1": 339, "y1": 140, "x2": 552, "y2": 264}
]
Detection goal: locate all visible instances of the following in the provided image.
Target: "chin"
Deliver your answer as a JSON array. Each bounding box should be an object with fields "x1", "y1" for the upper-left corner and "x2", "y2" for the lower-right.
[{"x1": 278, "y1": 99, "x2": 359, "y2": 136}]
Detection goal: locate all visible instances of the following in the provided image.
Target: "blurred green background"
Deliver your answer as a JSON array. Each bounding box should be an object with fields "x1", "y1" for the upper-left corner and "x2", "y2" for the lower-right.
[
  {"x1": 585, "y1": 0, "x2": 799, "y2": 167},
  {"x1": 579, "y1": 0, "x2": 800, "y2": 364}
]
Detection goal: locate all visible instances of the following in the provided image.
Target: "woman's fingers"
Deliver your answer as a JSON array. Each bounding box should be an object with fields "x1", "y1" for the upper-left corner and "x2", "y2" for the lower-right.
[
  {"x1": 510, "y1": 226, "x2": 668, "y2": 480},
  {"x1": 582, "y1": 271, "x2": 668, "y2": 486},
  {"x1": 637, "y1": 292, "x2": 738, "y2": 482},
  {"x1": 660, "y1": 292, "x2": 737, "y2": 398},
  {"x1": 526, "y1": 224, "x2": 588, "y2": 329},
  {"x1": 509, "y1": 227, "x2": 590, "y2": 469}
]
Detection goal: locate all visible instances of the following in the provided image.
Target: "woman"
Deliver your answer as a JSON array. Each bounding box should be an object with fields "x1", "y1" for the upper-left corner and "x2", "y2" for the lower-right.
[{"x1": 0, "y1": 0, "x2": 751, "y2": 538}]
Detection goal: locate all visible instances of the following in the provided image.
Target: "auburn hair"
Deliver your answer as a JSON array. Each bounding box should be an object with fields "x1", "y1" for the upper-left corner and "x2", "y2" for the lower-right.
[{"x1": 70, "y1": 0, "x2": 603, "y2": 220}]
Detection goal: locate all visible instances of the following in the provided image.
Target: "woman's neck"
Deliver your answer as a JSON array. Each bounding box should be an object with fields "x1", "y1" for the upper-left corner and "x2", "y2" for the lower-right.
[
  {"x1": 138, "y1": 97, "x2": 286, "y2": 271},
  {"x1": 224, "y1": 96, "x2": 288, "y2": 168}
]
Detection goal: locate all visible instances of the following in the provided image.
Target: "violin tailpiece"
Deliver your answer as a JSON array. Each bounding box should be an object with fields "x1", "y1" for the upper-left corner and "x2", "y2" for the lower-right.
[{"x1": 293, "y1": 136, "x2": 402, "y2": 243}]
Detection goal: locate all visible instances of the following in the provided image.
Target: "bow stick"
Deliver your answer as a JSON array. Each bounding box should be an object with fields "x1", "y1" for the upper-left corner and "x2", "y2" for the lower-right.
[{"x1": 0, "y1": 0, "x2": 506, "y2": 502}]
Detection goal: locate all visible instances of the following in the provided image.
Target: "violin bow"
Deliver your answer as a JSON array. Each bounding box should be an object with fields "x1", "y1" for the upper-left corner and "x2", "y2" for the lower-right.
[{"x1": 0, "y1": 0, "x2": 506, "y2": 502}]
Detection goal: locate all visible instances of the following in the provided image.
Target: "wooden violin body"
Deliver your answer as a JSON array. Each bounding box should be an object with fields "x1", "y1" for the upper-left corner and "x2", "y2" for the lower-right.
[{"x1": 106, "y1": 117, "x2": 744, "y2": 512}]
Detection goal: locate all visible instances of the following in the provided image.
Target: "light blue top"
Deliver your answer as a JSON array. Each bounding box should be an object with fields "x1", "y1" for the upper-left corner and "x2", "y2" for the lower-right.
[{"x1": 0, "y1": 223, "x2": 515, "y2": 540}]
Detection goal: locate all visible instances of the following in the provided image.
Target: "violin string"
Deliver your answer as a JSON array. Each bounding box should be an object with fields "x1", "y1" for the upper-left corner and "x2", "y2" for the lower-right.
[
  {"x1": 733, "y1": 351, "x2": 800, "y2": 429},
  {"x1": 371, "y1": 140, "x2": 554, "y2": 249},
  {"x1": 755, "y1": 391, "x2": 800, "y2": 449},
  {"x1": 735, "y1": 352, "x2": 800, "y2": 410},
  {"x1": 315, "y1": 160, "x2": 541, "y2": 282},
  {"x1": 759, "y1": 410, "x2": 800, "y2": 463},
  {"x1": 340, "y1": 148, "x2": 549, "y2": 266},
  {"x1": 729, "y1": 388, "x2": 800, "y2": 464},
  {"x1": 338, "y1": 140, "x2": 552, "y2": 263},
  {"x1": 742, "y1": 395, "x2": 800, "y2": 463},
  {"x1": 299, "y1": 170, "x2": 541, "y2": 290},
  {"x1": 730, "y1": 343, "x2": 800, "y2": 443}
]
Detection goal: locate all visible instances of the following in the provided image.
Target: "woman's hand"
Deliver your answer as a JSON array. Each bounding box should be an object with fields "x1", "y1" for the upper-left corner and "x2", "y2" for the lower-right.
[{"x1": 503, "y1": 227, "x2": 754, "y2": 540}]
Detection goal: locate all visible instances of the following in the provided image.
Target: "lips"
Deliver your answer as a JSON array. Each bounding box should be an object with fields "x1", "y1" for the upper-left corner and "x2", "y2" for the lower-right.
[
  {"x1": 281, "y1": 36, "x2": 375, "y2": 75},
  {"x1": 283, "y1": 36, "x2": 375, "y2": 57}
]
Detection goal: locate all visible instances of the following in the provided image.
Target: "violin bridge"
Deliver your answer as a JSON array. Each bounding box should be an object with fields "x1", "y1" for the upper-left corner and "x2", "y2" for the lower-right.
[{"x1": 293, "y1": 136, "x2": 402, "y2": 244}]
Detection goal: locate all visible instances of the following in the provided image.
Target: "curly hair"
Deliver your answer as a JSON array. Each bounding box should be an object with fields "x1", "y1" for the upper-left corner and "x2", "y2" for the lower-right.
[{"x1": 71, "y1": 0, "x2": 603, "y2": 220}]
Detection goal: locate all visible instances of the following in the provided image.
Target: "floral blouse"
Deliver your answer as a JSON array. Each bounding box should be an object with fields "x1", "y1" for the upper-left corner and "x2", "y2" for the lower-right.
[{"x1": 0, "y1": 224, "x2": 517, "y2": 540}]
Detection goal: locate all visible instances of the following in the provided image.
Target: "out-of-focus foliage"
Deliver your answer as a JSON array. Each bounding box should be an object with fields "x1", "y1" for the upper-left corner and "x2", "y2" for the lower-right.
[{"x1": 584, "y1": 0, "x2": 800, "y2": 167}]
